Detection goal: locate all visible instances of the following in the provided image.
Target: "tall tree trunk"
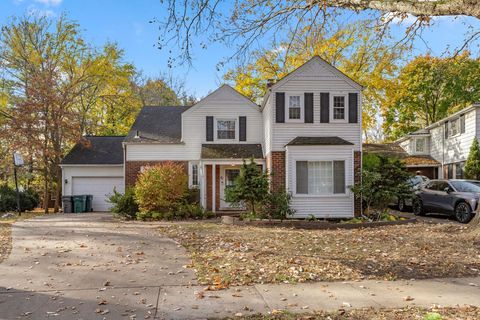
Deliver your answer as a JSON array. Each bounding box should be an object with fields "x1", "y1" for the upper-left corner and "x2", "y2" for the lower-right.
[
  {"x1": 53, "y1": 165, "x2": 61, "y2": 213},
  {"x1": 43, "y1": 165, "x2": 49, "y2": 214}
]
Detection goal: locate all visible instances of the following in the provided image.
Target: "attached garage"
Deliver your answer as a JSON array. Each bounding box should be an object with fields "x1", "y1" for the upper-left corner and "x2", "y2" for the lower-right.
[
  {"x1": 61, "y1": 136, "x2": 125, "y2": 212},
  {"x1": 72, "y1": 177, "x2": 124, "y2": 211}
]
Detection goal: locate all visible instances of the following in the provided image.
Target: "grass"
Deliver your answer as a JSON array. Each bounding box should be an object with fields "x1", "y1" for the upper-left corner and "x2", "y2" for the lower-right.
[
  {"x1": 160, "y1": 222, "x2": 480, "y2": 287},
  {"x1": 224, "y1": 306, "x2": 480, "y2": 320}
]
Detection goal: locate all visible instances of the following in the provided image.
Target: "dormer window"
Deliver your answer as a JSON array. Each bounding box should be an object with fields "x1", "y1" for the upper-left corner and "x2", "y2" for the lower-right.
[
  {"x1": 286, "y1": 94, "x2": 303, "y2": 122},
  {"x1": 415, "y1": 137, "x2": 426, "y2": 153},
  {"x1": 450, "y1": 118, "x2": 460, "y2": 137}
]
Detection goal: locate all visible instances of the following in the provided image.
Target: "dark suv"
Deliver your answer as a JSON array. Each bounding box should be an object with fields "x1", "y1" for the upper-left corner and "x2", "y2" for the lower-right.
[{"x1": 412, "y1": 179, "x2": 479, "y2": 223}]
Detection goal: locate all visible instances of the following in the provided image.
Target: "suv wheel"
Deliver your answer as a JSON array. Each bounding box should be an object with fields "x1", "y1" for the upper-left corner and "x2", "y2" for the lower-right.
[
  {"x1": 412, "y1": 198, "x2": 424, "y2": 216},
  {"x1": 398, "y1": 199, "x2": 407, "y2": 212},
  {"x1": 454, "y1": 202, "x2": 474, "y2": 224}
]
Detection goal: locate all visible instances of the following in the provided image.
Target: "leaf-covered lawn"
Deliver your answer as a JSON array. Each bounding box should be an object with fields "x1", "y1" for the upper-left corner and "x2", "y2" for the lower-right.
[
  {"x1": 228, "y1": 306, "x2": 480, "y2": 320},
  {"x1": 160, "y1": 222, "x2": 480, "y2": 287},
  {"x1": 0, "y1": 223, "x2": 12, "y2": 263}
]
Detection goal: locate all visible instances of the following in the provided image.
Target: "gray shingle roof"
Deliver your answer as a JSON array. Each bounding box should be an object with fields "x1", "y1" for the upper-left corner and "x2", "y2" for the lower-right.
[
  {"x1": 201, "y1": 144, "x2": 264, "y2": 159},
  {"x1": 286, "y1": 136, "x2": 354, "y2": 146},
  {"x1": 62, "y1": 136, "x2": 125, "y2": 165},
  {"x1": 124, "y1": 106, "x2": 191, "y2": 143}
]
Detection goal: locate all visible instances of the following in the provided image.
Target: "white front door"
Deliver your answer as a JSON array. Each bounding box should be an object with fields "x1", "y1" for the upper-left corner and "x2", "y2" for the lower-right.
[{"x1": 219, "y1": 167, "x2": 242, "y2": 209}]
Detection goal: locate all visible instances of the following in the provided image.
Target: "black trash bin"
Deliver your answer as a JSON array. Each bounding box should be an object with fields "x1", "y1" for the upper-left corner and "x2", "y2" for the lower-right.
[
  {"x1": 85, "y1": 195, "x2": 93, "y2": 212},
  {"x1": 62, "y1": 196, "x2": 73, "y2": 213}
]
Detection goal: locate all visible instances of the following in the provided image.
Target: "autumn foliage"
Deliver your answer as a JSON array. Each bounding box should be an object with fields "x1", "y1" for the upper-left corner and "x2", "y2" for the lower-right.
[{"x1": 134, "y1": 163, "x2": 188, "y2": 213}]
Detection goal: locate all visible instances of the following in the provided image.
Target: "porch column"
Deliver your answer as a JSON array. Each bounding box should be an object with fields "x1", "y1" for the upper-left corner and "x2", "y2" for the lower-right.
[{"x1": 212, "y1": 164, "x2": 216, "y2": 213}]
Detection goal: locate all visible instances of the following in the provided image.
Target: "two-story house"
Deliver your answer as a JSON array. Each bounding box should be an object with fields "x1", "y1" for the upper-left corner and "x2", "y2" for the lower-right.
[
  {"x1": 61, "y1": 56, "x2": 363, "y2": 218},
  {"x1": 380, "y1": 104, "x2": 480, "y2": 179}
]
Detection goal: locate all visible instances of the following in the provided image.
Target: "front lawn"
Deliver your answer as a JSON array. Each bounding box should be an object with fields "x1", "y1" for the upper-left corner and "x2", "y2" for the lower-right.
[
  {"x1": 228, "y1": 306, "x2": 480, "y2": 320},
  {"x1": 160, "y1": 222, "x2": 480, "y2": 287}
]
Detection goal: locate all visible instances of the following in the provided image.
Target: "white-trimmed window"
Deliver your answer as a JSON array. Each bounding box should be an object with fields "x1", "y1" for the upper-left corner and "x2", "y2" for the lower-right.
[
  {"x1": 415, "y1": 137, "x2": 426, "y2": 153},
  {"x1": 286, "y1": 94, "x2": 303, "y2": 122},
  {"x1": 330, "y1": 94, "x2": 348, "y2": 122},
  {"x1": 191, "y1": 164, "x2": 199, "y2": 186},
  {"x1": 333, "y1": 96, "x2": 346, "y2": 120},
  {"x1": 217, "y1": 119, "x2": 236, "y2": 140},
  {"x1": 450, "y1": 118, "x2": 460, "y2": 137},
  {"x1": 296, "y1": 160, "x2": 345, "y2": 195}
]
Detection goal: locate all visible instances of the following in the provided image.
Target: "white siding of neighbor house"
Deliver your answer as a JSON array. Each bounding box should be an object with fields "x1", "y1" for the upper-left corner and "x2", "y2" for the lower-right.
[
  {"x1": 263, "y1": 95, "x2": 273, "y2": 156},
  {"x1": 401, "y1": 136, "x2": 430, "y2": 155},
  {"x1": 429, "y1": 108, "x2": 476, "y2": 165},
  {"x1": 125, "y1": 85, "x2": 264, "y2": 161},
  {"x1": 265, "y1": 58, "x2": 362, "y2": 155},
  {"x1": 286, "y1": 145, "x2": 354, "y2": 218},
  {"x1": 61, "y1": 165, "x2": 124, "y2": 196},
  {"x1": 399, "y1": 139, "x2": 412, "y2": 154}
]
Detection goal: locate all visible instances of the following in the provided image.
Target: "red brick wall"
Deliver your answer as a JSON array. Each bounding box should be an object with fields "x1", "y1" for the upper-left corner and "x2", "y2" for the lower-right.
[
  {"x1": 268, "y1": 151, "x2": 286, "y2": 192},
  {"x1": 125, "y1": 160, "x2": 188, "y2": 188},
  {"x1": 215, "y1": 165, "x2": 220, "y2": 211},
  {"x1": 353, "y1": 151, "x2": 362, "y2": 217},
  {"x1": 205, "y1": 165, "x2": 212, "y2": 211}
]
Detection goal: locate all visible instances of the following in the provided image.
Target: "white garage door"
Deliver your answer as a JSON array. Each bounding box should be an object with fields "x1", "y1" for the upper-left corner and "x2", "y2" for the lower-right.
[{"x1": 72, "y1": 177, "x2": 124, "y2": 212}]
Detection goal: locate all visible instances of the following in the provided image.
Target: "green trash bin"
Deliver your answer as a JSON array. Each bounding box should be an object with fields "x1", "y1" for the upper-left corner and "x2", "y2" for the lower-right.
[
  {"x1": 73, "y1": 195, "x2": 87, "y2": 213},
  {"x1": 85, "y1": 195, "x2": 93, "y2": 212}
]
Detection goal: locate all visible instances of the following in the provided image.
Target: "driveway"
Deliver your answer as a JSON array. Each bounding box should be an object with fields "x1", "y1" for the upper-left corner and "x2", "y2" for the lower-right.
[{"x1": 0, "y1": 213, "x2": 196, "y2": 319}]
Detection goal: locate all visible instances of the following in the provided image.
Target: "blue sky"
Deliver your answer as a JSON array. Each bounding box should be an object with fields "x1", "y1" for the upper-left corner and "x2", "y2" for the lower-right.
[{"x1": 1, "y1": 0, "x2": 479, "y2": 98}]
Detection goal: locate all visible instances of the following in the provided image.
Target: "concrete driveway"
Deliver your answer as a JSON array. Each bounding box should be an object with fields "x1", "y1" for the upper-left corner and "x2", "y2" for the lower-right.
[{"x1": 0, "y1": 213, "x2": 196, "y2": 319}]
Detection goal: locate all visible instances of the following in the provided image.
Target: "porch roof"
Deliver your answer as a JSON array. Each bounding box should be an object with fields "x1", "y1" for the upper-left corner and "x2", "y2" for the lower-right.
[
  {"x1": 201, "y1": 144, "x2": 263, "y2": 159},
  {"x1": 286, "y1": 136, "x2": 354, "y2": 146},
  {"x1": 403, "y1": 155, "x2": 440, "y2": 167}
]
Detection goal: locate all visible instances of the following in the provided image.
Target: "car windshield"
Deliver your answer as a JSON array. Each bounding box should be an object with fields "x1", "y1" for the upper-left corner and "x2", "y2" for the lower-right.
[{"x1": 450, "y1": 181, "x2": 480, "y2": 193}]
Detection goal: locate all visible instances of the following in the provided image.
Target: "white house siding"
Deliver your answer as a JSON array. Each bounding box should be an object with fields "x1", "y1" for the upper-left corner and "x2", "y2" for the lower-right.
[
  {"x1": 125, "y1": 86, "x2": 264, "y2": 162},
  {"x1": 266, "y1": 59, "x2": 362, "y2": 154},
  {"x1": 399, "y1": 139, "x2": 412, "y2": 154},
  {"x1": 286, "y1": 145, "x2": 354, "y2": 218},
  {"x1": 429, "y1": 108, "x2": 476, "y2": 166},
  {"x1": 263, "y1": 95, "x2": 273, "y2": 156}
]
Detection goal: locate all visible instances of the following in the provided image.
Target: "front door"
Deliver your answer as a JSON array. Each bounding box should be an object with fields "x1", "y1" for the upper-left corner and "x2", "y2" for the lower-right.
[{"x1": 220, "y1": 167, "x2": 243, "y2": 209}]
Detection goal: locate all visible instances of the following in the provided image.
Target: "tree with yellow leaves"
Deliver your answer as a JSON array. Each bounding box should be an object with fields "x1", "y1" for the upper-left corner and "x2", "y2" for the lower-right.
[{"x1": 224, "y1": 21, "x2": 406, "y2": 140}]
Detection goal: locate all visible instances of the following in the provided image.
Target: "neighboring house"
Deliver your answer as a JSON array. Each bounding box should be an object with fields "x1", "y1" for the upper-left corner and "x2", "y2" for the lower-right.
[
  {"x1": 61, "y1": 56, "x2": 363, "y2": 217},
  {"x1": 375, "y1": 104, "x2": 480, "y2": 179}
]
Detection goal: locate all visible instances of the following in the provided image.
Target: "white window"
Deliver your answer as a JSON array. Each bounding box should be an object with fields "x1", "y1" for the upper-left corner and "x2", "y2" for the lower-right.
[
  {"x1": 217, "y1": 119, "x2": 236, "y2": 140},
  {"x1": 286, "y1": 94, "x2": 303, "y2": 122},
  {"x1": 330, "y1": 94, "x2": 348, "y2": 122},
  {"x1": 415, "y1": 137, "x2": 426, "y2": 153},
  {"x1": 296, "y1": 160, "x2": 345, "y2": 195},
  {"x1": 333, "y1": 96, "x2": 346, "y2": 120},
  {"x1": 450, "y1": 118, "x2": 460, "y2": 137},
  {"x1": 191, "y1": 164, "x2": 199, "y2": 186}
]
